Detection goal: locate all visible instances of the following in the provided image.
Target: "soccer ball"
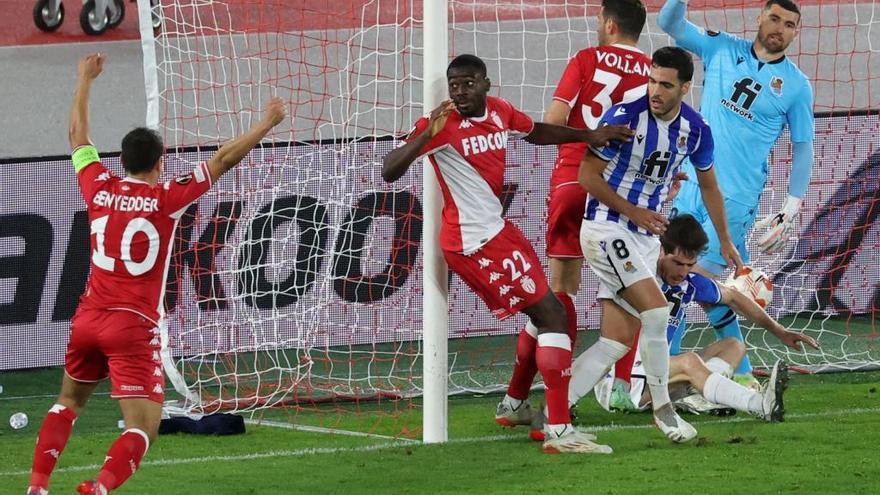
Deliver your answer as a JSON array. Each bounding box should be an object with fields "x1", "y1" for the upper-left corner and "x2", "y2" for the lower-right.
[{"x1": 725, "y1": 267, "x2": 774, "y2": 309}]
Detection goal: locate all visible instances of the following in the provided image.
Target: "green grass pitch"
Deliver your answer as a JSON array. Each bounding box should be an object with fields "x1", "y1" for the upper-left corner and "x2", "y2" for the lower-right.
[{"x1": 1, "y1": 365, "x2": 878, "y2": 494}]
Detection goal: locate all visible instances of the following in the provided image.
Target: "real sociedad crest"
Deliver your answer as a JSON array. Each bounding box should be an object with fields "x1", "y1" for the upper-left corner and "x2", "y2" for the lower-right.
[
  {"x1": 770, "y1": 76, "x2": 784, "y2": 96},
  {"x1": 677, "y1": 135, "x2": 688, "y2": 152}
]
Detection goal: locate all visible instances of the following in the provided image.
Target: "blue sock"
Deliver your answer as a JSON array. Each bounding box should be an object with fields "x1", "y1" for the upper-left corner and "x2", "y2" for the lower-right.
[
  {"x1": 668, "y1": 314, "x2": 687, "y2": 356},
  {"x1": 706, "y1": 304, "x2": 752, "y2": 374}
]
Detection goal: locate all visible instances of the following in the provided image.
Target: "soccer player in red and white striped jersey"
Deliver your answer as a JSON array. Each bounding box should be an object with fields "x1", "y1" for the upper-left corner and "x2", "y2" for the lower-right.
[
  {"x1": 27, "y1": 54, "x2": 287, "y2": 495},
  {"x1": 383, "y1": 54, "x2": 632, "y2": 454}
]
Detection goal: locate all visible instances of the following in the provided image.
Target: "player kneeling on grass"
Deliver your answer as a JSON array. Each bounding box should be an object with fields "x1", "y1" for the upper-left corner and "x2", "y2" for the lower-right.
[
  {"x1": 27, "y1": 54, "x2": 287, "y2": 495},
  {"x1": 382, "y1": 54, "x2": 633, "y2": 454},
  {"x1": 591, "y1": 214, "x2": 820, "y2": 420}
]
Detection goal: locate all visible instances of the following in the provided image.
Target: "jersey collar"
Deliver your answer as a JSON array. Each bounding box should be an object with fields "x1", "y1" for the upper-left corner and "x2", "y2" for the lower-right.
[
  {"x1": 610, "y1": 43, "x2": 645, "y2": 55},
  {"x1": 122, "y1": 176, "x2": 150, "y2": 185},
  {"x1": 464, "y1": 107, "x2": 489, "y2": 122},
  {"x1": 751, "y1": 45, "x2": 786, "y2": 69}
]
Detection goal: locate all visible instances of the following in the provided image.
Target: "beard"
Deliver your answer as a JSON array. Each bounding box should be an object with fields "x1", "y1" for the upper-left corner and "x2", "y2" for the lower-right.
[{"x1": 757, "y1": 30, "x2": 789, "y2": 55}]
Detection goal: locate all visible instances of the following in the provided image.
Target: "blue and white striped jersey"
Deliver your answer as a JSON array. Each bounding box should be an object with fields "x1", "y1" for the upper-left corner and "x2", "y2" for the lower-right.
[
  {"x1": 661, "y1": 271, "x2": 722, "y2": 343},
  {"x1": 586, "y1": 95, "x2": 714, "y2": 235}
]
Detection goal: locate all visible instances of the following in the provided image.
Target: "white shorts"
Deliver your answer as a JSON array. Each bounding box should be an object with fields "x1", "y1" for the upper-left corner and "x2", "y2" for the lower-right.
[{"x1": 580, "y1": 220, "x2": 660, "y2": 315}]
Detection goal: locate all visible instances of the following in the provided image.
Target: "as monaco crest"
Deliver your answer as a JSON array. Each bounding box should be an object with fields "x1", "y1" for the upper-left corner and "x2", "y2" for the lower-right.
[{"x1": 520, "y1": 275, "x2": 536, "y2": 294}]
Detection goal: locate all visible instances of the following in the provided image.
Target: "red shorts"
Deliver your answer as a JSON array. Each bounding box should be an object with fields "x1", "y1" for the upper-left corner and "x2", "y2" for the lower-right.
[
  {"x1": 65, "y1": 308, "x2": 165, "y2": 404},
  {"x1": 546, "y1": 164, "x2": 586, "y2": 258},
  {"x1": 444, "y1": 221, "x2": 549, "y2": 320}
]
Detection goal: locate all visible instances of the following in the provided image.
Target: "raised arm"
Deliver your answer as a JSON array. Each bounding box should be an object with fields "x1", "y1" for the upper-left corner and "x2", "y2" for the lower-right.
[
  {"x1": 578, "y1": 152, "x2": 669, "y2": 235},
  {"x1": 69, "y1": 53, "x2": 105, "y2": 151},
  {"x1": 205, "y1": 97, "x2": 287, "y2": 183},
  {"x1": 382, "y1": 100, "x2": 455, "y2": 183},
  {"x1": 715, "y1": 285, "x2": 820, "y2": 351},
  {"x1": 524, "y1": 122, "x2": 633, "y2": 147},
  {"x1": 658, "y1": 0, "x2": 718, "y2": 59}
]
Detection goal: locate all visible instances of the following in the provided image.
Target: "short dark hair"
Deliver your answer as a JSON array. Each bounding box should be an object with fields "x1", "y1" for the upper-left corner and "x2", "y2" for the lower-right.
[
  {"x1": 447, "y1": 54, "x2": 487, "y2": 78},
  {"x1": 765, "y1": 0, "x2": 801, "y2": 20},
  {"x1": 651, "y1": 46, "x2": 694, "y2": 83},
  {"x1": 120, "y1": 127, "x2": 164, "y2": 175},
  {"x1": 602, "y1": 0, "x2": 647, "y2": 40},
  {"x1": 660, "y1": 214, "x2": 708, "y2": 258}
]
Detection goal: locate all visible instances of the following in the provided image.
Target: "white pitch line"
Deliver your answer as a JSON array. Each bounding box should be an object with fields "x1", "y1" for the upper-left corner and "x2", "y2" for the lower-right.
[
  {"x1": 1, "y1": 406, "x2": 877, "y2": 478},
  {"x1": 244, "y1": 419, "x2": 420, "y2": 443}
]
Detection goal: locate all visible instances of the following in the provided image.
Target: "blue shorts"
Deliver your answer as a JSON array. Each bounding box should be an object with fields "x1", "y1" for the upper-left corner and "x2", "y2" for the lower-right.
[{"x1": 670, "y1": 180, "x2": 758, "y2": 270}]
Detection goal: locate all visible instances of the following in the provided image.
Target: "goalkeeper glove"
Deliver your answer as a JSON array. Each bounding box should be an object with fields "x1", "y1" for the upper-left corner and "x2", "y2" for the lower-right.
[{"x1": 754, "y1": 195, "x2": 802, "y2": 254}]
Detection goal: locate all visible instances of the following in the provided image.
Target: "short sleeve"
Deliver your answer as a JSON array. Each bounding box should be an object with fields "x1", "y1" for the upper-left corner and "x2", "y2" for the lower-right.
[
  {"x1": 787, "y1": 80, "x2": 815, "y2": 144},
  {"x1": 508, "y1": 105, "x2": 535, "y2": 137},
  {"x1": 690, "y1": 273, "x2": 722, "y2": 305},
  {"x1": 74, "y1": 145, "x2": 114, "y2": 204},
  {"x1": 552, "y1": 52, "x2": 592, "y2": 107},
  {"x1": 689, "y1": 122, "x2": 715, "y2": 171},
  {"x1": 589, "y1": 103, "x2": 632, "y2": 161},
  {"x1": 162, "y1": 162, "x2": 213, "y2": 218},
  {"x1": 402, "y1": 116, "x2": 446, "y2": 156}
]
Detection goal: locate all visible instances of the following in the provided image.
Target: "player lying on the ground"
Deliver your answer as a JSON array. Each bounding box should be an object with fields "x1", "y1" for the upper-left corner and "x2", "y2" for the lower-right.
[
  {"x1": 591, "y1": 214, "x2": 819, "y2": 418},
  {"x1": 382, "y1": 54, "x2": 632, "y2": 454},
  {"x1": 532, "y1": 215, "x2": 818, "y2": 440}
]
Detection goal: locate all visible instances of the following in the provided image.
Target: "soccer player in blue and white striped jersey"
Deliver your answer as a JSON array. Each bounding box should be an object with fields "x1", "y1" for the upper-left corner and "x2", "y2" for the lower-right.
[
  {"x1": 659, "y1": 0, "x2": 815, "y2": 386},
  {"x1": 571, "y1": 47, "x2": 742, "y2": 445}
]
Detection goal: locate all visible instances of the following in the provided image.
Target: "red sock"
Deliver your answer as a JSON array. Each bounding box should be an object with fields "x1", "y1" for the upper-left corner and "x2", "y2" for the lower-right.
[
  {"x1": 536, "y1": 333, "x2": 573, "y2": 425},
  {"x1": 30, "y1": 404, "x2": 77, "y2": 489},
  {"x1": 613, "y1": 327, "x2": 641, "y2": 385},
  {"x1": 554, "y1": 292, "x2": 579, "y2": 345},
  {"x1": 506, "y1": 327, "x2": 538, "y2": 400},
  {"x1": 96, "y1": 429, "x2": 149, "y2": 490}
]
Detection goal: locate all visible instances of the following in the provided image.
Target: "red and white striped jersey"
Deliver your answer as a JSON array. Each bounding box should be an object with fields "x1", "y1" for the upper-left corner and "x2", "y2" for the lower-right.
[
  {"x1": 552, "y1": 43, "x2": 651, "y2": 167},
  {"x1": 75, "y1": 150, "x2": 212, "y2": 323},
  {"x1": 405, "y1": 96, "x2": 534, "y2": 254}
]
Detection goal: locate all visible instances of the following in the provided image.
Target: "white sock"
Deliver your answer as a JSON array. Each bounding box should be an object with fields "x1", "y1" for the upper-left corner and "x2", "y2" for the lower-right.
[
  {"x1": 502, "y1": 394, "x2": 524, "y2": 410},
  {"x1": 638, "y1": 306, "x2": 673, "y2": 409},
  {"x1": 568, "y1": 337, "x2": 630, "y2": 405},
  {"x1": 706, "y1": 357, "x2": 734, "y2": 378},
  {"x1": 702, "y1": 372, "x2": 762, "y2": 413}
]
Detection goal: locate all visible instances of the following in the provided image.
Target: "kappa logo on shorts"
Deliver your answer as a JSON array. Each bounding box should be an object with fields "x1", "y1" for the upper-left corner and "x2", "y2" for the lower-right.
[
  {"x1": 153, "y1": 367, "x2": 163, "y2": 377},
  {"x1": 508, "y1": 296, "x2": 523, "y2": 307},
  {"x1": 152, "y1": 351, "x2": 161, "y2": 361},
  {"x1": 489, "y1": 271, "x2": 502, "y2": 283},
  {"x1": 478, "y1": 258, "x2": 492, "y2": 268},
  {"x1": 153, "y1": 384, "x2": 164, "y2": 394},
  {"x1": 623, "y1": 261, "x2": 637, "y2": 273},
  {"x1": 149, "y1": 337, "x2": 160, "y2": 347},
  {"x1": 520, "y1": 275, "x2": 536, "y2": 294},
  {"x1": 499, "y1": 284, "x2": 512, "y2": 296}
]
